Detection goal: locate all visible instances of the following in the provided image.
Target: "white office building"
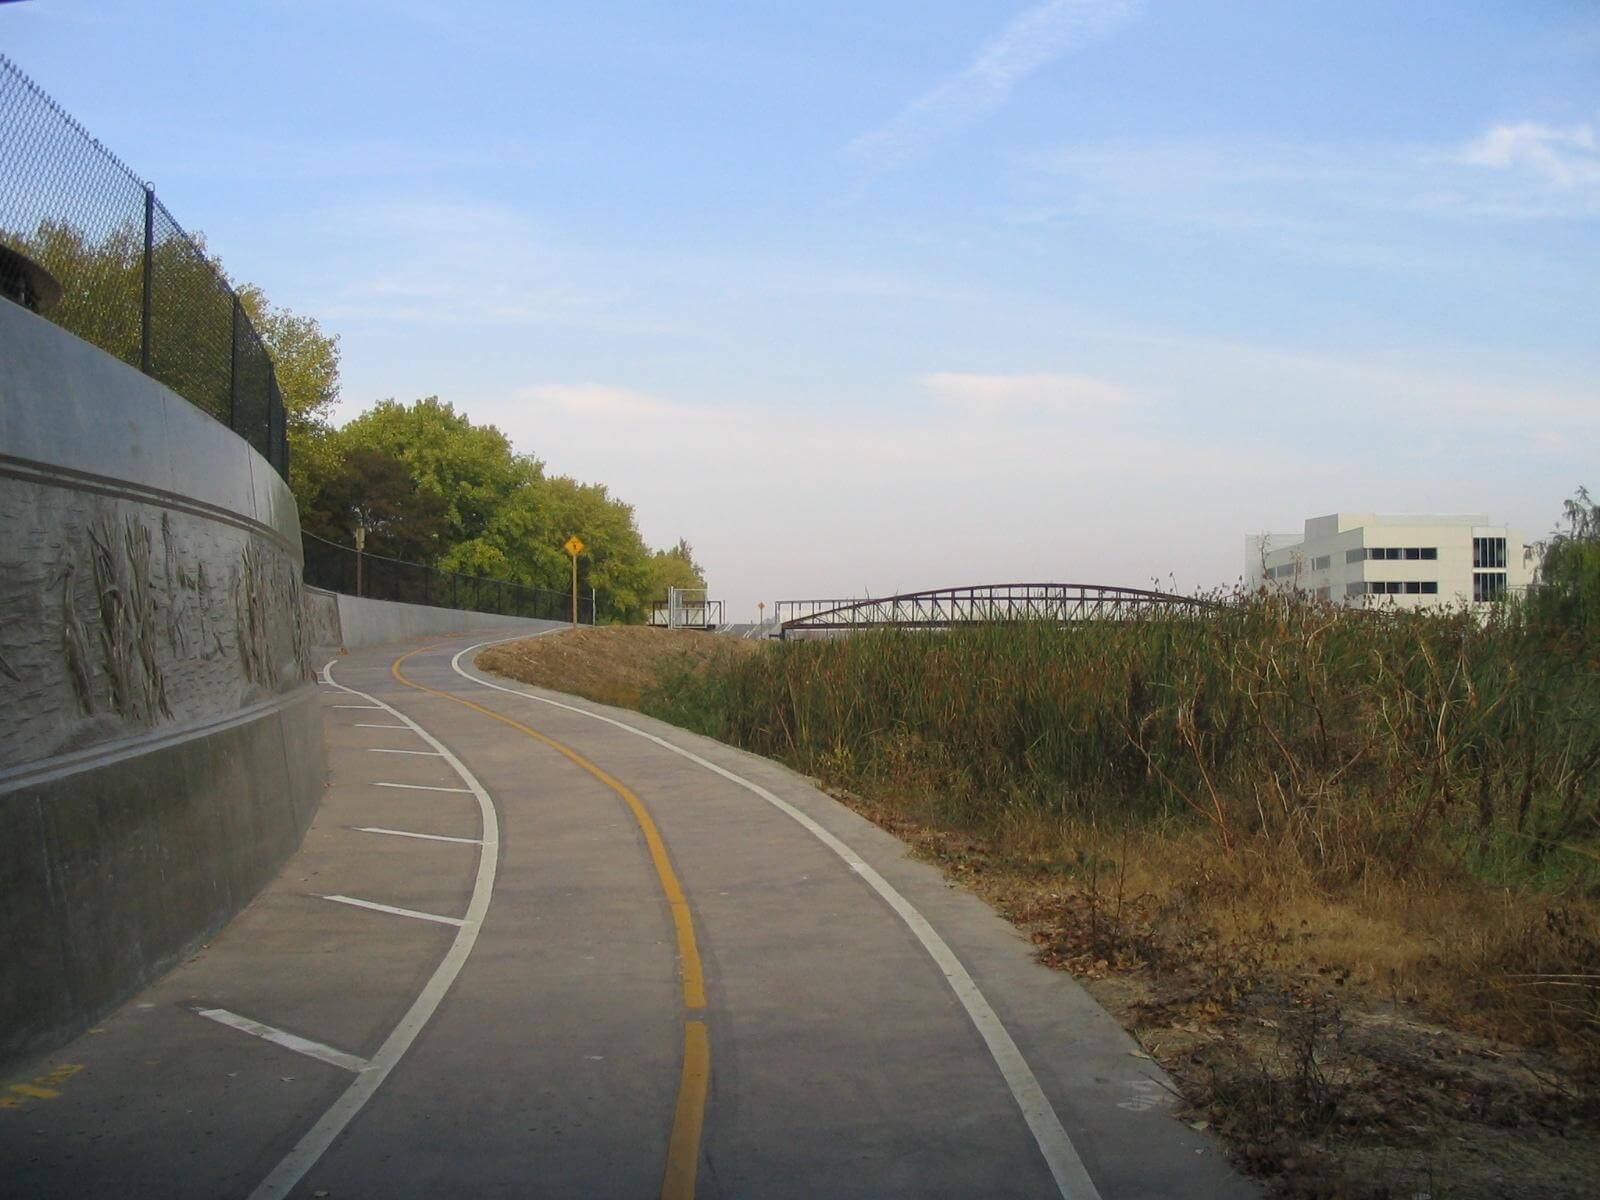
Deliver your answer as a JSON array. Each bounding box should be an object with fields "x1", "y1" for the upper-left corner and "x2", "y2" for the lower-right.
[{"x1": 1246, "y1": 513, "x2": 1533, "y2": 609}]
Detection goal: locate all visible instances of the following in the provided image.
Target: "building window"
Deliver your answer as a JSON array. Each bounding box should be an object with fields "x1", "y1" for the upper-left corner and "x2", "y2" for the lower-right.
[
  {"x1": 1357, "y1": 546, "x2": 1437, "y2": 562},
  {"x1": 1311, "y1": 555, "x2": 1331, "y2": 571},
  {"x1": 1348, "y1": 580, "x2": 1439, "y2": 598},
  {"x1": 1474, "y1": 572, "x2": 1507, "y2": 602},
  {"x1": 1473, "y1": 537, "x2": 1506, "y2": 569}
]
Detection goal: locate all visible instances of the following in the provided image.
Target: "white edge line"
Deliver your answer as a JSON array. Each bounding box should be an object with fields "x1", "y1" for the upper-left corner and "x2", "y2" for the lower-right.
[
  {"x1": 333, "y1": 704, "x2": 385, "y2": 709},
  {"x1": 195, "y1": 1007, "x2": 369, "y2": 1073},
  {"x1": 367, "y1": 748, "x2": 446, "y2": 756},
  {"x1": 320, "y1": 893, "x2": 468, "y2": 928},
  {"x1": 372, "y1": 781, "x2": 473, "y2": 794},
  {"x1": 355, "y1": 826, "x2": 486, "y2": 846},
  {"x1": 355, "y1": 723, "x2": 411, "y2": 729},
  {"x1": 449, "y1": 635, "x2": 1101, "y2": 1200},
  {"x1": 245, "y1": 658, "x2": 500, "y2": 1200}
]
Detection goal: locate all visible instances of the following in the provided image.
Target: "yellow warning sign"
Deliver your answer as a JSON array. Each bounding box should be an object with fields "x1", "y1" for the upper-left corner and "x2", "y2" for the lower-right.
[{"x1": 563, "y1": 535, "x2": 586, "y2": 556}]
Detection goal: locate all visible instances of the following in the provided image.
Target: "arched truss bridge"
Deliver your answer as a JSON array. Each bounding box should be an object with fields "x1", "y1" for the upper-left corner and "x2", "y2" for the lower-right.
[{"x1": 775, "y1": 583, "x2": 1212, "y2": 639}]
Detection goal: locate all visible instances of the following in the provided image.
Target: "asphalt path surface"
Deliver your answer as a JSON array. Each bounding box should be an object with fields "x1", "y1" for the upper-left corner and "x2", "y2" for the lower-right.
[{"x1": 1, "y1": 633, "x2": 1256, "y2": 1198}]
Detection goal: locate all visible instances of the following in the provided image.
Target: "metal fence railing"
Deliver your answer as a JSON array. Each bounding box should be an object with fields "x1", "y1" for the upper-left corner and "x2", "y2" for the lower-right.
[
  {"x1": 302, "y1": 533, "x2": 592, "y2": 625},
  {"x1": 648, "y1": 598, "x2": 725, "y2": 629},
  {"x1": 0, "y1": 53, "x2": 287, "y2": 476}
]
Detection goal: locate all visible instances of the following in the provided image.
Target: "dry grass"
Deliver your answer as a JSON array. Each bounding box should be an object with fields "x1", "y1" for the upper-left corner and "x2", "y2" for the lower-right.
[
  {"x1": 885, "y1": 807, "x2": 1600, "y2": 1198},
  {"x1": 476, "y1": 625, "x2": 759, "y2": 710}
]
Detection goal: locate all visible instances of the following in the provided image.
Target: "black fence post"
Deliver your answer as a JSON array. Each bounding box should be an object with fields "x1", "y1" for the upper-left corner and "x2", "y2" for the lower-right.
[
  {"x1": 277, "y1": 393, "x2": 289, "y2": 477},
  {"x1": 229, "y1": 294, "x2": 242, "y2": 432},
  {"x1": 140, "y1": 187, "x2": 154, "y2": 374}
]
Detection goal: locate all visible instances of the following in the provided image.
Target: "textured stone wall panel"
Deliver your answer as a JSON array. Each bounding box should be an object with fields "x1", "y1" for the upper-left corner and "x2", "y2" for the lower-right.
[{"x1": 0, "y1": 477, "x2": 311, "y2": 766}]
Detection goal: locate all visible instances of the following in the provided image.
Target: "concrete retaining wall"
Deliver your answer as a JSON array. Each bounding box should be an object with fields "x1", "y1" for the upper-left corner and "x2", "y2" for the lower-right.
[
  {"x1": 0, "y1": 300, "x2": 326, "y2": 1067},
  {"x1": 333, "y1": 592, "x2": 561, "y2": 650}
]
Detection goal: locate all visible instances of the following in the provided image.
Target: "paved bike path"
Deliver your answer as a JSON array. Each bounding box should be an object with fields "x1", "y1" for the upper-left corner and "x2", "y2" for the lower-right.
[{"x1": 0, "y1": 634, "x2": 1254, "y2": 1199}]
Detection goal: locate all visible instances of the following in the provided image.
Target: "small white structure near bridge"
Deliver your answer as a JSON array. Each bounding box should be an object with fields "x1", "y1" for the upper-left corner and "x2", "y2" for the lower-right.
[{"x1": 649, "y1": 587, "x2": 725, "y2": 630}]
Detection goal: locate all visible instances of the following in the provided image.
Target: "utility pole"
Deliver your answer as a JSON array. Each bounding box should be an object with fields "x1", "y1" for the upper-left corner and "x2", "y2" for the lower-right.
[{"x1": 354, "y1": 525, "x2": 367, "y2": 598}]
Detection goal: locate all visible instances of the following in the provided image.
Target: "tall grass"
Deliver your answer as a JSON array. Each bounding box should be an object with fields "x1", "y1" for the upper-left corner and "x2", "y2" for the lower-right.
[{"x1": 648, "y1": 594, "x2": 1600, "y2": 889}]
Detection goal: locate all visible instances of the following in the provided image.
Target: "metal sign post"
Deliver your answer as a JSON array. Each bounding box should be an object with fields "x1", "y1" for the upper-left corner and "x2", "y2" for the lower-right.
[{"x1": 563, "y1": 535, "x2": 586, "y2": 627}]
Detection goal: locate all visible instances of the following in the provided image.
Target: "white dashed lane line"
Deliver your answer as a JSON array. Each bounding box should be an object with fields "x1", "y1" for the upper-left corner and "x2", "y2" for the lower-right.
[
  {"x1": 194, "y1": 1008, "x2": 369, "y2": 1073},
  {"x1": 354, "y1": 826, "x2": 485, "y2": 846},
  {"x1": 318, "y1": 894, "x2": 469, "y2": 928}
]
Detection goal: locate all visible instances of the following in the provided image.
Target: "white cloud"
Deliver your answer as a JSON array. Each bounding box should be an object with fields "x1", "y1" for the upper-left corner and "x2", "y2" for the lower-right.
[
  {"x1": 1017, "y1": 119, "x2": 1600, "y2": 251},
  {"x1": 847, "y1": 0, "x2": 1143, "y2": 171},
  {"x1": 1458, "y1": 120, "x2": 1600, "y2": 189}
]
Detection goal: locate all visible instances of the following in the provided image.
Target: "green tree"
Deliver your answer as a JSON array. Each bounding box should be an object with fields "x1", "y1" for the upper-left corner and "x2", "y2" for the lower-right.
[
  {"x1": 339, "y1": 397, "x2": 540, "y2": 545},
  {"x1": 1531, "y1": 486, "x2": 1600, "y2": 638},
  {"x1": 539, "y1": 476, "x2": 656, "y2": 623},
  {"x1": 646, "y1": 539, "x2": 707, "y2": 603},
  {"x1": 9, "y1": 218, "x2": 143, "y2": 367},
  {"x1": 237, "y1": 283, "x2": 342, "y2": 509},
  {"x1": 301, "y1": 447, "x2": 449, "y2": 562}
]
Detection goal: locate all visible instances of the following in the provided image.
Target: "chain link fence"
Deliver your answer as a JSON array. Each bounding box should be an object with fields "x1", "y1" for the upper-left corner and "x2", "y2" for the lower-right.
[
  {"x1": 303, "y1": 533, "x2": 591, "y2": 624},
  {"x1": 0, "y1": 53, "x2": 287, "y2": 475}
]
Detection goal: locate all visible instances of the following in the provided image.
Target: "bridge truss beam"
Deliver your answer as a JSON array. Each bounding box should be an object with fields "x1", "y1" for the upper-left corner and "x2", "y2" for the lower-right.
[{"x1": 776, "y1": 583, "x2": 1210, "y2": 638}]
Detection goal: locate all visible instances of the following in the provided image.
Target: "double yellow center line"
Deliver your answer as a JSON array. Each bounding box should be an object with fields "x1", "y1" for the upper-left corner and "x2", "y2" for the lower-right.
[{"x1": 391, "y1": 646, "x2": 710, "y2": 1200}]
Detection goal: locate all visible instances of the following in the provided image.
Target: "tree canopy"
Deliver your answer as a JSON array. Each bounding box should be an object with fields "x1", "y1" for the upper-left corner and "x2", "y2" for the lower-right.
[
  {"x1": 293, "y1": 396, "x2": 704, "y2": 623},
  {"x1": 233, "y1": 274, "x2": 706, "y2": 623},
  {"x1": 1530, "y1": 486, "x2": 1600, "y2": 639}
]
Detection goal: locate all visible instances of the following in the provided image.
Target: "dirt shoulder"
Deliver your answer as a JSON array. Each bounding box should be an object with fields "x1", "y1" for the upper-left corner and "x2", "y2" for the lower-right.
[
  {"x1": 478, "y1": 628, "x2": 1599, "y2": 1199},
  {"x1": 868, "y1": 804, "x2": 1600, "y2": 1200}
]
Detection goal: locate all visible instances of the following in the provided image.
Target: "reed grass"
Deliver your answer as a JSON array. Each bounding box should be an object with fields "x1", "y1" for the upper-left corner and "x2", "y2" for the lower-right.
[
  {"x1": 644, "y1": 593, "x2": 1600, "y2": 1049},
  {"x1": 652, "y1": 594, "x2": 1599, "y2": 885}
]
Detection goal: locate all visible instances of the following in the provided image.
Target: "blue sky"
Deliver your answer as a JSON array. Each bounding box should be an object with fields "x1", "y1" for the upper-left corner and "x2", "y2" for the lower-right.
[{"x1": 7, "y1": 1, "x2": 1598, "y2": 615}]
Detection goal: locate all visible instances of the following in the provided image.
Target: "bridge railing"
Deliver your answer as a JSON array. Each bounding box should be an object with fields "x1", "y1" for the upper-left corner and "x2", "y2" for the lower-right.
[
  {"x1": 648, "y1": 599, "x2": 725, "y2": 629},
  {"x1": 778, "y1": 583, "x2": 1215, "y2": 638},
  {"x1": 773, "y1": 598, "x2": 867, "y2": 626}
]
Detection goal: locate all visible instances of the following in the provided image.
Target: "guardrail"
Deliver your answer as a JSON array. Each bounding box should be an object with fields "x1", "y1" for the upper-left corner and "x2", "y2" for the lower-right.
[{"x1": 0, "y1": 53, "x2": 287, "y2": 476}]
